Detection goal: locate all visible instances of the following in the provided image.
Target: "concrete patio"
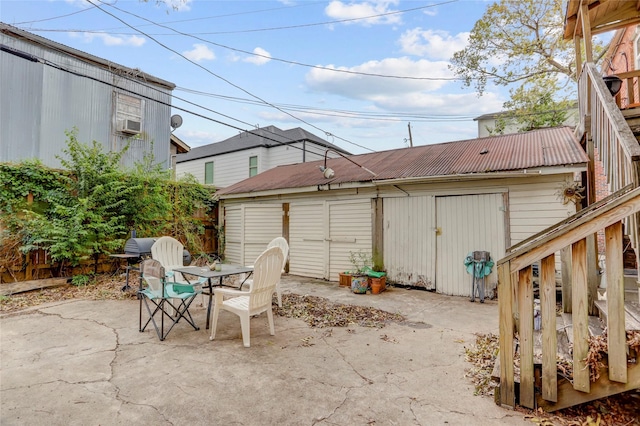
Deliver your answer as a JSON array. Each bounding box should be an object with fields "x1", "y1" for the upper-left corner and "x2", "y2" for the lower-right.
[{"x1": 0, "y1": 275, "x2": 529, "y2": 425}]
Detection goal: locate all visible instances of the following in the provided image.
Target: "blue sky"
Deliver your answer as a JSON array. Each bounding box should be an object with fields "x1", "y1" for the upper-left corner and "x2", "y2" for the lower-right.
[{"x1": 3, "y1": 0, "x2": 513, "y2": 154}]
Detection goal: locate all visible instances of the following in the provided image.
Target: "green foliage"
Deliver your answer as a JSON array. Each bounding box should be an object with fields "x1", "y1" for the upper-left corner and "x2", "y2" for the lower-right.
[
  {"x1": 349, "y1": 250, "x2": 373, "y2": 275},
  {"x1": 0, "y1": 129, "x2": 216, "y2": 273},
  {"x1": 71, "y1": 274, "x2": 92, "y2": 287},
  {"x1": 449, "y1": 0, "x2": 604, "y2": 130}
]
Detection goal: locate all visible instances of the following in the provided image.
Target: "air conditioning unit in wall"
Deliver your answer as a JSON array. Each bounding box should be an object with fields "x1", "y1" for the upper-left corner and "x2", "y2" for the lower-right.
[{"x1": 120, "y1": 119, "x2": 141, "y2": 134}]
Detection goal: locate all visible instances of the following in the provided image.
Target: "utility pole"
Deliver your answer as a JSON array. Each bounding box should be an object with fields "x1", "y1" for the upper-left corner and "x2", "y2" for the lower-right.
[{"x1": 407, "y1": 122, "x2": 413, "y2": 147}]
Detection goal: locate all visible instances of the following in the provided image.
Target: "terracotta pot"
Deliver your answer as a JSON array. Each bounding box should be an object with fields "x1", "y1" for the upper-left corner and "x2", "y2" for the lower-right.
[{"x1": 369, "y1": 276, "x2": 386, "y2": 294}]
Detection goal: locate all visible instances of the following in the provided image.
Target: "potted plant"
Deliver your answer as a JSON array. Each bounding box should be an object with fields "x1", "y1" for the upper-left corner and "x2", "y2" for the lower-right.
[
  {"x1": 367, "y1": 267, "x2": 386, "y2": 294},
  {"x1": 348, "y1": 250, "x2": 372, "y2": 294}
]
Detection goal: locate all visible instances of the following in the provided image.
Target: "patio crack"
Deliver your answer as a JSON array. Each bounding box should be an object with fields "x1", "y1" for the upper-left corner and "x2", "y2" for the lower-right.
[
  {"x1": 320, "y1": 333, "x2": 374, "y2": 386},
  {"x1": 34, "y1": 309, "x2": 132, "y2": 410}
]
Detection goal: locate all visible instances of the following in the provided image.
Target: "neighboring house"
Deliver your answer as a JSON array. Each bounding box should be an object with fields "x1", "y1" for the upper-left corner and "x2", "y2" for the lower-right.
[
  {"x1": 175, "y1": 125, "x2": 351, "y2": 188},
  {"x1": 474, "y1": 107, "x2": 579, "y2": 138},
  {"x1": 0, "y1": 23, "x2": 176, "y2": 169},
  {"x1": 216, "y1": 126, "x2": 588, "y2": 298},
  {"x1": 170, "y1": 133, "x2": 190, "y2": 175},
  {"x1": 602, "y1": 24, "x2": 640, "y2": 109}
]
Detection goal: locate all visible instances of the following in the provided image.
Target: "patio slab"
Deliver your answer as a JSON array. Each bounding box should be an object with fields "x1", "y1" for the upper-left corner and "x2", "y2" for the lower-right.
[{"x1": 0, "y1": 275, "x2": 529, "y2": 425}]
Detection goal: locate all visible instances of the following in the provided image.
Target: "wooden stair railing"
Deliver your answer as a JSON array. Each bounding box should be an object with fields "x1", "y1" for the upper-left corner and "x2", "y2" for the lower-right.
[
  {"x1": 497, "y1": 185, "x2": 640, "y2": 411},
  {"x1": 579, "y1": 62, "x2": 640, "y2": 270}
]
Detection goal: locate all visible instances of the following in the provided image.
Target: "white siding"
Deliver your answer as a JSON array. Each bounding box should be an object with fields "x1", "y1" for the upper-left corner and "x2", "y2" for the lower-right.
[
  {"x1": 176, "y1": 141, "x2": 340, "y2": 187},
  {"x1": 289, "y1": 202, "x2": 325, "y2": 278},
  {"x1": 509, "y1": 176, "x2": 576, "y2": 245},
  {"x1": 435, "y1": 193, "x2": 506, "y2": 297},
  {"x1": 328, "y1": 200, "x2": 372, "y2": 280},
  {"x1": 383, "y1": 196, "x2": 436, "y2": 289}
]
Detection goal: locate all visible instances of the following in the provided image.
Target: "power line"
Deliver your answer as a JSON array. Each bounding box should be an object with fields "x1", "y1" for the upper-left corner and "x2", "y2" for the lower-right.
[
  {"x1": 87, "y1": 0, "x2": 374, "y2": 152},
  {"x1": 21, "y1": 0, "x2": 466, "y2": 82}
]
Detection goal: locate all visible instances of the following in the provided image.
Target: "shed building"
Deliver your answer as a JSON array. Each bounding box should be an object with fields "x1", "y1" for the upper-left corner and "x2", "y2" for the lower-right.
[{"x1": 216, "y1": 126, "x2": 589, "y2": 298}]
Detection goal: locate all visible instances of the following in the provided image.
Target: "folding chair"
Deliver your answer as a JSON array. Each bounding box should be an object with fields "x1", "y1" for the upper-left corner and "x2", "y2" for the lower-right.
[{"x1": 138, "y1": 259, "x2": 202, "y2": 341}]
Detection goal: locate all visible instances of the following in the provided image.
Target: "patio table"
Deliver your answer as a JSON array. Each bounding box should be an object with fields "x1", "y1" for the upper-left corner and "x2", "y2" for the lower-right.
[{"x1": 172, "y1": 264, "x2": 253, "y2": 330}]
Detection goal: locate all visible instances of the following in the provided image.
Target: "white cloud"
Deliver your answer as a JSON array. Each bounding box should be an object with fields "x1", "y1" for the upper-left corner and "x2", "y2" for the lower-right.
[
  {"x1": 68, "y1": 32, "x2": 146, "y2": 47},
  {"x1": 183, "y1": 44, "x2": 215, "y2": 62},
  {"x1": 243, "y1": 47, "x2": 272, "y2": 65},
  {"x1": 325, "y1": 0, "x2": 402, "y2": 26},
  {"x1": 306, "y1": 57, "x2": 452, "y2": 98},
  {"x1": 398, "y1": 28, "x2": 469, "y2": 60}
]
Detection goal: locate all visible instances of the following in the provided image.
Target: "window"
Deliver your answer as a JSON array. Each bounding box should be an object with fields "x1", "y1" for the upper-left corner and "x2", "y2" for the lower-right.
[
  {"x1": 205, "y1": 161, "x2": 214, "y2": 185},
  {"x1": 116, "y1": 92, "x2": 143, "y2": 134},
  {"x1": 249, "y1": 156, "x2": 258, "y2": 177}
]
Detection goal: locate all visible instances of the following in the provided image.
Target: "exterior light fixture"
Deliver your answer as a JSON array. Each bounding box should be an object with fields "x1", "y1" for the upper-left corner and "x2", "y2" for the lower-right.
[{"x1": 319, "y1": 149, "x2": 377, "y2": 179}]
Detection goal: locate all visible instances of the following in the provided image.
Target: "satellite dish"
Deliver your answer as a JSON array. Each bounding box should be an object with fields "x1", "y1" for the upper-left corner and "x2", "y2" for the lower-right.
[{"x1": 170, "y1": 114, "x2": 183, "y2": 130}]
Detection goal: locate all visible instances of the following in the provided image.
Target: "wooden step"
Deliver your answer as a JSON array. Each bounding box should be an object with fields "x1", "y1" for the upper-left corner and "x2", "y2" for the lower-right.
[
  {"x1": 537, "y1": 362, "x2": 640, "y2": 411},
  {"x1": 593, "y1": 300, "x2": 640, "y2": 330}
]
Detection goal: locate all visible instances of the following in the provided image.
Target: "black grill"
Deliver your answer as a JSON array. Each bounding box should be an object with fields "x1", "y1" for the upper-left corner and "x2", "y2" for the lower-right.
[{"x1": 124, "y1": 238, "x2": 157, "y2": 257}]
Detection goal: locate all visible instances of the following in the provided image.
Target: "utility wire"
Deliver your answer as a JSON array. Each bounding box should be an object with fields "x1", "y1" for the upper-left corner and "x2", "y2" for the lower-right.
[
  {"x1": 23, "y1": 0, "x2": 465, "y2": 82},
  {"x1": 87, "y1": 0, "x2": 374, "y2": 152}
]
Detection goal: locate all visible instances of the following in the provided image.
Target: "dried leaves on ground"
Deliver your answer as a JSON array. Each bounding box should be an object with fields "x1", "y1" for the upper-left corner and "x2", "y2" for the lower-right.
[
  {"x1": 2, "y1": 275, "x2": 406, "y2": 331},
  {"x1": 273, "y1": 293, "x2": 405, "y2": 328},
  {"x1": 464, "y1": 333, "x2": 640, "y2": 426}
]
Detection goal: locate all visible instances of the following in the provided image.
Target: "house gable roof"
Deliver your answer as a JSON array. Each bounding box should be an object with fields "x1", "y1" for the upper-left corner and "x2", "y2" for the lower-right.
[
  {"x1": 175, "y1": 125, "x2": 351, "y2": 163},
  {"x1": 217, "y1": 126, "x2": 589, "y2": 197}
]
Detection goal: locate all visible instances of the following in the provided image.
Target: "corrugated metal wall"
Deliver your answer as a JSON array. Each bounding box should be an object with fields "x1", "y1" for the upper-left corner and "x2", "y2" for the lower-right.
[
  {"x1": 0, "y1": 34, "x2": 172, "y2": 169},
  {"x1": 383, "y1": 196, "x2": 436, "y2": 289}
]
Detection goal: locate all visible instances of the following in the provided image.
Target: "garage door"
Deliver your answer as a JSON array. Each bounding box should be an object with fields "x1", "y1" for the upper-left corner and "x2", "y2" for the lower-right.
[
  {"x1": 435, "y1": 194, "x2": 506, "y2": 297},
  {"x1": 289, "y1": 199, "x2": 372, "y2": 280},
  {"x1": 383, "y1": 196, "x2": 436, "y2": 289},
  {"x1": 223, "y1": 204, "x2": 283, "y2": 266}
]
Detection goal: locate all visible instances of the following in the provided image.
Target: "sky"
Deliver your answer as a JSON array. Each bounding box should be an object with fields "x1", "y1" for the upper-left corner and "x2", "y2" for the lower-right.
[{"x1": 3, "y1": 0, "x2": 517, "y2": 154}]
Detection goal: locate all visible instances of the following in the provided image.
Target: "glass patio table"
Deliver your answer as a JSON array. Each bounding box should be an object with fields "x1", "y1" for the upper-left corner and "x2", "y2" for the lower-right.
[{"x1": 172, "y1": 264, "x2": 253, "y2": 330}]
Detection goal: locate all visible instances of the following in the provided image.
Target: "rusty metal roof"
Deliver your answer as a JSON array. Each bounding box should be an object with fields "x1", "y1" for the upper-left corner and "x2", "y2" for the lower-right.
[{"x1": 217, "y1": 127, "x2": 588, "y2": 197}]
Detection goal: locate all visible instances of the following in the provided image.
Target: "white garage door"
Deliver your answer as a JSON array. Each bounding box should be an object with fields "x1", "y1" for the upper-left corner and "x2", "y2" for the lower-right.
[
  {"x1": 383, "y1": 196, "x2": 436, "y2": 289},
  {"x1": 223, "y1": 204, "x2": 283, "y2": 266},
  {"x1": 435, "y1": 194, "x2": 506, "y2": 297},
  {"x1": 289, "y1": 199, "x2": 372, "y2": 280}
]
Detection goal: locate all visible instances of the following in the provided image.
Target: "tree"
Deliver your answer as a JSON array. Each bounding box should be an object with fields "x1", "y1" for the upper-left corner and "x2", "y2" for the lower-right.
[{"x1": 450, "y1": 0, "x2": 605, "y2": 132}]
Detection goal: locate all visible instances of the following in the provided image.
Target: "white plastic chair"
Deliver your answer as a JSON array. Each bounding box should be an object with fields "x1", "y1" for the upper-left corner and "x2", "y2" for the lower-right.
[
  {"x1": 266, "y1": 237, "x2": 289, "y2": 307},
  {"x1": 151, "y1": 236, "x2": 205, "y2": 310},
  {"x1": 209, "y1": 246, "x2": 284, "y2": 347}
]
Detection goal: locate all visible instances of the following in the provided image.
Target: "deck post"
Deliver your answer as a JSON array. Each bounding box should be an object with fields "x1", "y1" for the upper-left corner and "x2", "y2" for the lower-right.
[
  {"x1": 540, "y1": 254, "x2": 558, "y2": 402},
  {"x1": 572, "y1": 238, "x2": 591, "y2": 393},
  {"x1": 518, "y1": 266, "x2": 535, "y2": 408},
  {"x1": 605, "y1": 221, "x2": 627, "y2": 383},
  {"x1": 498, "y1": 262, "x2": 515, "y2": 408}
]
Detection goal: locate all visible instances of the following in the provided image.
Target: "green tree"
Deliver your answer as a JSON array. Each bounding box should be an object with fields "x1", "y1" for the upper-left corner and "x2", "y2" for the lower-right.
[{"x1": 450, "y1": 0, "x2": 605, "y2": 132}]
